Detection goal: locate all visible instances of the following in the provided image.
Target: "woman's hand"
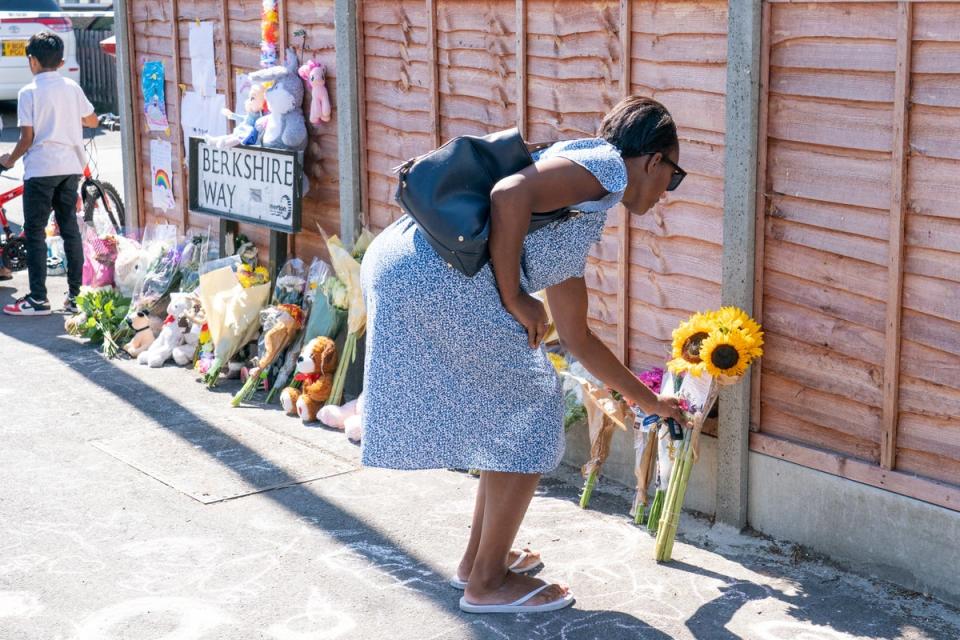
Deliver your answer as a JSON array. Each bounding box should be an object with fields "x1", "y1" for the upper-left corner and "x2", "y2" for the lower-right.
[
  {"x1": 653, "y1": 395, "x2": 693, "y2": 428},
  {"x1": 505, "y1": 292, "x2": 550, "y2": 349}
]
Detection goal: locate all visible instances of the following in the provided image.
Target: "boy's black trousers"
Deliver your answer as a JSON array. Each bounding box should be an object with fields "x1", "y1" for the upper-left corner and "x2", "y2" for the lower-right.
[{"x1": 23, "y1": 174, "x2": 83, "y2": 301}]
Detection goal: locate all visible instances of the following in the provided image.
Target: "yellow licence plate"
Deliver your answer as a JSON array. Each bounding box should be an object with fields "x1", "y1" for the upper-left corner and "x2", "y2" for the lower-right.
[{"x1": 2, "y1": 40, "x2": 27, "y2": 57}]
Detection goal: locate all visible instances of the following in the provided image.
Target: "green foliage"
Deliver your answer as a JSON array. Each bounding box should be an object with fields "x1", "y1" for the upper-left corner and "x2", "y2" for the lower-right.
[
  {"x1": 563, "y1": 393, "x2": 586, "y2": 432},
  {"x1": 71, "y1": 289, "x2": 134, "y2": 358}
]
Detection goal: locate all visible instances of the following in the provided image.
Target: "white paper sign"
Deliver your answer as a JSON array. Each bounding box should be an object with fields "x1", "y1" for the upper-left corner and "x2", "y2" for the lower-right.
[
  {"x1": 181, "y1": 91, "x2": 226, "y2": 156},
  {"x1": 150, "y1": 139, "x2": 175, "y2": 211},
  {"x1": 188, "y1": 21, "x2": 217, "y2": 97},
  {"x1": 234, "y1": 72, "x2": 251, "y2": 115},
  {"x1": 189, "y1": 139, "x2": 302, "y2": 233}
]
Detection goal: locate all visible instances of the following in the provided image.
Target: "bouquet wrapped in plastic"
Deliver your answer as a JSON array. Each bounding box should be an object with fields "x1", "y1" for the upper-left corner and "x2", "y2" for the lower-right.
[
  {"x1": 80, "y1": 224, "x2": 119, "y2": 288},
  {"x1": 322, "y1": 229, "x2": 373, "y2": 407},
  {"x1": 629, "y1": 368, "x2": 665, "y2": 525},
  {"x1": 130, "y1": 225, "x2": 181, "y2": 315},
  {"x1": 268, "y1": 259, "x2": 344, "y2": 403},
  {"x1": 231, "y1": 259, "x2": 307, "y2": 405},
  {"x1": 560, "y1": 366, "x2": 630, "y2": 509},
  {"x1": 197, "y1": 257, "x2": 272, "y2": 387},
  {"x1": 177, "y1": 233, "x2": 210, "y2": 294}
]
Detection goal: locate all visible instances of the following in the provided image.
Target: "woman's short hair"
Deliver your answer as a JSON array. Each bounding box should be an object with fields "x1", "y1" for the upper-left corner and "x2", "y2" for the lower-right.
[{"x1": 598, "y1": 96, "x2": 678, "y2": 158}]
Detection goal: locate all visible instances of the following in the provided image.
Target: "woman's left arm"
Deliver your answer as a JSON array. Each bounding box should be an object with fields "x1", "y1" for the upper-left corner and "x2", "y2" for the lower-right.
[{"x1": 547, "y1": 276, "x2": 684, "y2": 422}]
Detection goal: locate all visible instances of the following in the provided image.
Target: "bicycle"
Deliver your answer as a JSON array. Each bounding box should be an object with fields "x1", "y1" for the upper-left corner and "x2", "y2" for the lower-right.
[{"x1": 0, "y1": 126, "x2": 125, "y2": 272}]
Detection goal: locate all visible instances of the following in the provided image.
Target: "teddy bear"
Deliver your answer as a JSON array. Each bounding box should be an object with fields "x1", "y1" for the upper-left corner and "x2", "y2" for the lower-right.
[
  {"x1": 171, "y1": 293, "x2": 204, "y2": 366},
  {"x1": 123, "y1": 310, "x2": 156, "y2": 357},
  {"x1": 137, "y1": 292, "x2": 192, "y2": 368},
  {"x1": 318, "y1": 393, "x2": 365, "y2": 442},
  {"x1": 250, "y1": 48, "x2": 308, "y2": 152},
  {"x1": 280, "y1": 336, "x2": 338, "y2": 423}
]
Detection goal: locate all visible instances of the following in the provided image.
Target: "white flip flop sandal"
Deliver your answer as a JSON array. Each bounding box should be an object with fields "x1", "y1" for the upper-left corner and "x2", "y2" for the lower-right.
[
  {"x1": 459, "y1": 584, "x2": 575, "y2": 614},
  {"x1": 449, "y1": 550, "x2": 545, "y2": 590},
  {"x1": 508, "y1": 550, "x2": 543, "y2": 573}
]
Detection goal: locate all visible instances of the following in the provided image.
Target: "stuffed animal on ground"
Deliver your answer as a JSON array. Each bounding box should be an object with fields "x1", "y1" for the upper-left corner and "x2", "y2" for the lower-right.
[
  {"x1": 298, "y1": 60, "x2": 331, "y2": 126},
  {"x1": 318, "y1": 393, "x2": 365, "y2": 442},
  {"x1": 137, "y1": 292, "x2": 192, "y2": 368},
  {"x1": 208, "y1": 82, "x2": 267, "y2": 149},
  {"x1": 171, "y1": 293, "x2": 204, "y2": 366},
  {"x1": 225, "y1": 342, "x2": 258, "y2": 379},
  {"x1": 280, "y1": 336, "x2": 337, "y2": 423},
  {"x1": 173, "y1": 322, "x2": 201, "y2": 366},
  {"x1": 114, "y1": 237, "x2": 150, "y2": 298},
  {"x1": 124, "y1": 310, "x2": 156, "y2": 357},
  {"x1": 250, "y1": 48, "x2": 308, "y2": 152}
]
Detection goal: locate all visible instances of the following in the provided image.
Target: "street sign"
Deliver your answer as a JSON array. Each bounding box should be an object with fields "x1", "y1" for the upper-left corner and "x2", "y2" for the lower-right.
[{"x1": 188, "y1": 138, "x2": 303, "y2": 233}]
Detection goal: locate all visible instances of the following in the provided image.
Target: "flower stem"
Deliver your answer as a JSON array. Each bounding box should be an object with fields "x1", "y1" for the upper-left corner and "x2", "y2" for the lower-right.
[
  {"x1": 204, "y1": 358, "x2": 224, "y2": 387},
  {"x1": 633, "y1": 498, "x2": 647, "y2": 525},
  {"x1": 326, "y1": 332, "x2": 357, "y2": 407},
  {"x1": 231, "y1": 371, "x2": 264, "y2": 407},
  {"x1": 579, "y1": 470, "x2": 598, "y2": 509},
  {"x1": 646, "y1": 490, "x2": 665, "y2": 532}
]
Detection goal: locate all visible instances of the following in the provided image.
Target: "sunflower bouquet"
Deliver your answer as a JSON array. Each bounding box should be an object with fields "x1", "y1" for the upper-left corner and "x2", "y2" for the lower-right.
[{"x1": 654, "y1": 307, "x2": 763, "y2": 562}]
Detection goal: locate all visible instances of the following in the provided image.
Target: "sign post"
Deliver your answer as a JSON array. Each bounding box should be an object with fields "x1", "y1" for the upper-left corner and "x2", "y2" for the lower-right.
[{"x1": 188, "y1": 138, "x2": 303, "y2": 275}]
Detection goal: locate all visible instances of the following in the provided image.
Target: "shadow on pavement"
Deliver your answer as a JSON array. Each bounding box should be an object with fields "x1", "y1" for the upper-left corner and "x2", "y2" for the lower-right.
[
  {"x1": 497, "y1": 426, "x2": 954, "y2": 639},
  {"x1": 0, "y1": 309, "x2": 676, "y2": 639}
]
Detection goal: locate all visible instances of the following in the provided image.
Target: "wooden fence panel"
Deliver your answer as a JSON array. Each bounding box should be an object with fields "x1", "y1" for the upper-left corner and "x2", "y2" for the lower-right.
[
  {"x1": 755, "y1": 0, "x2": 960, "y2": 509},
  {"x1": 896, "y1": 2, "x2": 960, "y2": 487},
  {"x1": 624, "y1": 0, "x2": 727, "y2": 370},
  {"x1": 122, "y1": 0, "x2": 960, "y2": 509},
  {"x1": 129, "y1": 0, "x2": 342, "y2": 254},
  {"x1": 756, "y1": 1, "x2": 894, "y2": 465}
]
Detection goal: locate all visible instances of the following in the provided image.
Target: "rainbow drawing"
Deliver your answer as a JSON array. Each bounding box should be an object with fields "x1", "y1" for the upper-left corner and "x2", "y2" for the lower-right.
[{"x1": 154, "y1": 170, "x2": 171, "y2": 189}]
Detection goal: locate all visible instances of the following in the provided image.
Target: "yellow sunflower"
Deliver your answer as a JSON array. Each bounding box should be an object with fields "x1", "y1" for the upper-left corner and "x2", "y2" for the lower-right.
[
  {"x1": 712, "y1": 306, "x2": 764, "y2": 359},
  {"x1": 699, "y1": 329, "x2": 754, "y2": 378},
  {"x1": 669, "y1": 311, "x2": 717, "y2": 366},
  {"x1": 667, "y1": 356, "x2": 707, "y2": 377}
]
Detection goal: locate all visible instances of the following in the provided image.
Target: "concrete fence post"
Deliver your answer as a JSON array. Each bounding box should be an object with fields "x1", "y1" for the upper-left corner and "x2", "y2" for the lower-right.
[
  {"x1": 335, "y1": 0, "x2": 362, "y2": 248},
  {"x1": 717, "y1": 0, "x2": 763, "y2": 529},
  {"x1": 113, "y1": 0, "x2": 139, "y2": 232}
]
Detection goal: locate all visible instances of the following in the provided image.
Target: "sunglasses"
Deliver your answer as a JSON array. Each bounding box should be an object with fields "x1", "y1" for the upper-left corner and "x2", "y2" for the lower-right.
[{"x1": 643, "y1": 153, "x2": 686, "y2": 191}]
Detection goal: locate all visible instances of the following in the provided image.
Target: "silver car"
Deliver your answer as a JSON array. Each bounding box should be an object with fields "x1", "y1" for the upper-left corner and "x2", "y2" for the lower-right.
[{"x1": 0, "y1": 0, "x2": 81, "y2": 101}]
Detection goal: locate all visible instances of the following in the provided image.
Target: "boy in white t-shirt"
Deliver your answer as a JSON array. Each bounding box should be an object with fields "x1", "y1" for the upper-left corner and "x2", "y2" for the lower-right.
[{"x1": 0, "y1": 32, "x2": 99, "y2": 316}]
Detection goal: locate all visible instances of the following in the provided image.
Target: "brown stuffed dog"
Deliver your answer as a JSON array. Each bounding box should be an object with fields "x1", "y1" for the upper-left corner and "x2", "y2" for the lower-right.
[
  {"x1": 124, "y1": 310, "x2": 156, "y2": 357},
  {"x1": 280, "y1": 336, "x2": 338, "y2": 423}
]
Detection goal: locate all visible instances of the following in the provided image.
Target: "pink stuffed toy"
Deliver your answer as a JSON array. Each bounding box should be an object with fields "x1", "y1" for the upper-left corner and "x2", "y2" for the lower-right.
[
  {"x1": 297, "y1": 60, "x2": 331, "y2": 125},
  {"x1": 318, "y1": 393, "x2": 364, "y2": 442}
]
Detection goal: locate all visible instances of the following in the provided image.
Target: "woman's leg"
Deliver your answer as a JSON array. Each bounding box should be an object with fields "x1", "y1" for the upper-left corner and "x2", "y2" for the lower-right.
[
  {"x1": 456, "y1": 472, "x2": 488, "y2": 581},
  {"x1": 463, "y1": 471, "x2": 568, "y2": 606},
  {"x1": 457, "y1": 474, "x2": 543, "y2": 582}
]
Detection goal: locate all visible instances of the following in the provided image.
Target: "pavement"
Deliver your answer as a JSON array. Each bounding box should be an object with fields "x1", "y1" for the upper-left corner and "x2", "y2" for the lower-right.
[{"x1": 3, "y1": 106, "x2": 960, "y2": 640}]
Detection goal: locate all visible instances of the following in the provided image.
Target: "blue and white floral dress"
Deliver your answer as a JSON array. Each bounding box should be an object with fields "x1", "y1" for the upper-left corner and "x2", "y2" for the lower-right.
[{"x1": 360, "y1": 138, "x2": 627, "y2": 473}]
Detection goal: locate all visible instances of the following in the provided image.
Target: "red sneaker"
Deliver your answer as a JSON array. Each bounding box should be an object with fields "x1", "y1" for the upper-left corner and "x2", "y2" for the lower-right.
[{"x1": 3, "y1": 296, "x2": 52, "y2": 316}]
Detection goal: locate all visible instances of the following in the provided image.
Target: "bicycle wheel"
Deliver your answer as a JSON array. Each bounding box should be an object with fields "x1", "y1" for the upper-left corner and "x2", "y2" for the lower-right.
[
  {"x1": 2, "y1": 236, "x2": 27, "y2": 271},
  {"x1": 82, "y1": 181, "x2": 126, "y2": 235}
]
